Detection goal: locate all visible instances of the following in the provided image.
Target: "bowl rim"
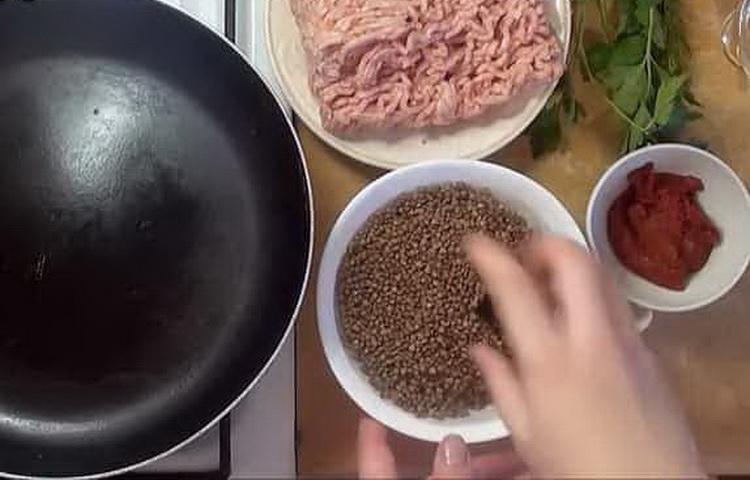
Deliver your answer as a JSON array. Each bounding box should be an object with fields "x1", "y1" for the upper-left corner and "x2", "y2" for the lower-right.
[
  {"x1": 316, "y1": 159, "x2": 585, "y2": 443},
  {"x1": 585, "y1": 143, "x2": 750, "y2": 313}
]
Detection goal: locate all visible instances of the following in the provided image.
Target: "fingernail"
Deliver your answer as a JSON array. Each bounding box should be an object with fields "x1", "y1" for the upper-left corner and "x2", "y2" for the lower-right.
[{"x1": 439, "y1": 434, "x2": 469, "y2": 467}]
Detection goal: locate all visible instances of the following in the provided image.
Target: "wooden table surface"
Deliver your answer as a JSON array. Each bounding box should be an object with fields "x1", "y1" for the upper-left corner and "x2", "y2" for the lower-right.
[{"x1": 295, "y1": 0, "x2": 750, "y2": 475}]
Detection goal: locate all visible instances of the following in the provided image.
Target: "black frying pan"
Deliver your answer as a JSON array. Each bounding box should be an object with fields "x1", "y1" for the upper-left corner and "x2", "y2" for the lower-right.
[{"x1": 0, "y1": 0, "x2": 312, "y2": 477}]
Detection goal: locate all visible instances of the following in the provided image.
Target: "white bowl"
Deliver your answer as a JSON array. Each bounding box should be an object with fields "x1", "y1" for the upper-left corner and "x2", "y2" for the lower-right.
[
  {"x1": 586, "y1": 144, "x2": 750, "y2": 313},
  {"x1": 316, "y1": 160, "x2": 585, "y2": 443}
]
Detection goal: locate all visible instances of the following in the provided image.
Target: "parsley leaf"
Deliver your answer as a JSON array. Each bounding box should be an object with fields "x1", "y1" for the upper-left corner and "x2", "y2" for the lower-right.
[{"x1": 527, "y1": 0, "x2": 701, "y2": 157}]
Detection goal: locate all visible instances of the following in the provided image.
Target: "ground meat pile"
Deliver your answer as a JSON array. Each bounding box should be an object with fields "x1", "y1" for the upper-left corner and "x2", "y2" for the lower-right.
[
  {"x1": 291, "y1": 0, "x2": 563, "y2": 134},
  {"x1": 337, "y1": 183, "x2": 530, "y2": 418}
]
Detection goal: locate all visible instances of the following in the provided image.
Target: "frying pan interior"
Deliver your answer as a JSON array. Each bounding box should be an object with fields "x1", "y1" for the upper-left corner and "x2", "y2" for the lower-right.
[{"x1": 0, "y1": 0, "x2": 310, "y2": 476}]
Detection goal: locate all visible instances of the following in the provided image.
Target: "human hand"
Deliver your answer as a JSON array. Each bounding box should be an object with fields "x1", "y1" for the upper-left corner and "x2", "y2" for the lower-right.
[
  {"x1": 466, "y1": 235, "x2": 705, "y2": 478},
  {"x1": 358, "y1": 417, "x2": 526, "y2": 479}
]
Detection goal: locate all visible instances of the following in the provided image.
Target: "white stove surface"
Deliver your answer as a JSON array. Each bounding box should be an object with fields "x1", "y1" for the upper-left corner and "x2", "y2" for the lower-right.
[{"x1": 138, "y1": 1, "x2": 297, "y2": 478}]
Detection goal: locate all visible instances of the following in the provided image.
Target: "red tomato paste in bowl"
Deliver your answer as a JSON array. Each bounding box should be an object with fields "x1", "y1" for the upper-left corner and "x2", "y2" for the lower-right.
[{"x1": 608, "y1": 163, "x2": 721, "y2": 291}]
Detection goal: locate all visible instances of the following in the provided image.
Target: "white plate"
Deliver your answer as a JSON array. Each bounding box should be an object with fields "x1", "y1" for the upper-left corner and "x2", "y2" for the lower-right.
[{"x1": 267, "y1": 0, "x2": 571, "y2": 170}]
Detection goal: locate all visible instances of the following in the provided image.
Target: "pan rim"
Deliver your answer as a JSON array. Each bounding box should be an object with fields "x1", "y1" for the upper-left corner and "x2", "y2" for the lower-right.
[{"x1": 0, "y1": 0, "x2": 315, "y2": 478}]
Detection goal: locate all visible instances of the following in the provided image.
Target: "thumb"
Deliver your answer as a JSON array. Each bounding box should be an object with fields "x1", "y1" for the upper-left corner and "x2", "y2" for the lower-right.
[{"x1": 429, "y1": 435, "x2": 471, "y2": 479}]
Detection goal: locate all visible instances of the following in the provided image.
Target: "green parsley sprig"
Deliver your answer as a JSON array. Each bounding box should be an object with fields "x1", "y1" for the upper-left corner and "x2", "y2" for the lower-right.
[{"x1": 528, "y1": 0, "x2": 701, "y2": 157}]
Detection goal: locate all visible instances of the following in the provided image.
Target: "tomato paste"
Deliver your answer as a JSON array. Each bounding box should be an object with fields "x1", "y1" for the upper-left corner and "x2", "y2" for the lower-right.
[{"x1": 607, "y1": 163, "x2": 720, "y2": 290}]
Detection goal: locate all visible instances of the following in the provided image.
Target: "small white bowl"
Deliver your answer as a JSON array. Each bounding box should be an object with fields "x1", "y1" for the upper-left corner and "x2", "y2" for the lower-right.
[
  {"x1": 587, "y1": 144, "x2": 750, "y2": 313},
  {"x1": 316, "y1": 160, "x2": 585, "y2": 443}
]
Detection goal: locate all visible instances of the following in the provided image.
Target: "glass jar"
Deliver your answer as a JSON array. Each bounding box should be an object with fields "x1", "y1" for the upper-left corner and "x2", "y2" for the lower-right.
[{"x1": 721, "y1": 0, "x2": 750, "y2": 78}]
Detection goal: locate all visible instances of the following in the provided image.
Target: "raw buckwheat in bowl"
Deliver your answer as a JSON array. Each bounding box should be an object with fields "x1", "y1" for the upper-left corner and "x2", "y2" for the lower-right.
[{"x1": 317, "y1": 160, "x2": 585, "y2": 443}]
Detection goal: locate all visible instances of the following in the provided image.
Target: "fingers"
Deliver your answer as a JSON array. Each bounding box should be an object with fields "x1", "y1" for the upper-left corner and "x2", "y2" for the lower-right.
[
  {"x1": 601, "y1": 272, "x2": 641, "y2": 341},
  {"x1": 517, "y1": 236, "x2": 601, "y2": 325},
  {"x1": 358, "y1": 417, "x2": 398, "y2": 479},
  {"x1": 464, "y1": 235, "x2": 553, "y2": 357},
  {"x1": 360, "y1": 416, "x2": 526, "y2": 480},
  {"x1": 429, "y1": 435, "x2": 472, "y2": 479},
  {"x1": 471, "y1": 450, "x2": 528, "y2": 479},
  {"x1": 520, "y1": 236, "x2": 636, "y2": 339},
  {"x1": 471, "y1": 345, "x2": 527, "y2": 438}
]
